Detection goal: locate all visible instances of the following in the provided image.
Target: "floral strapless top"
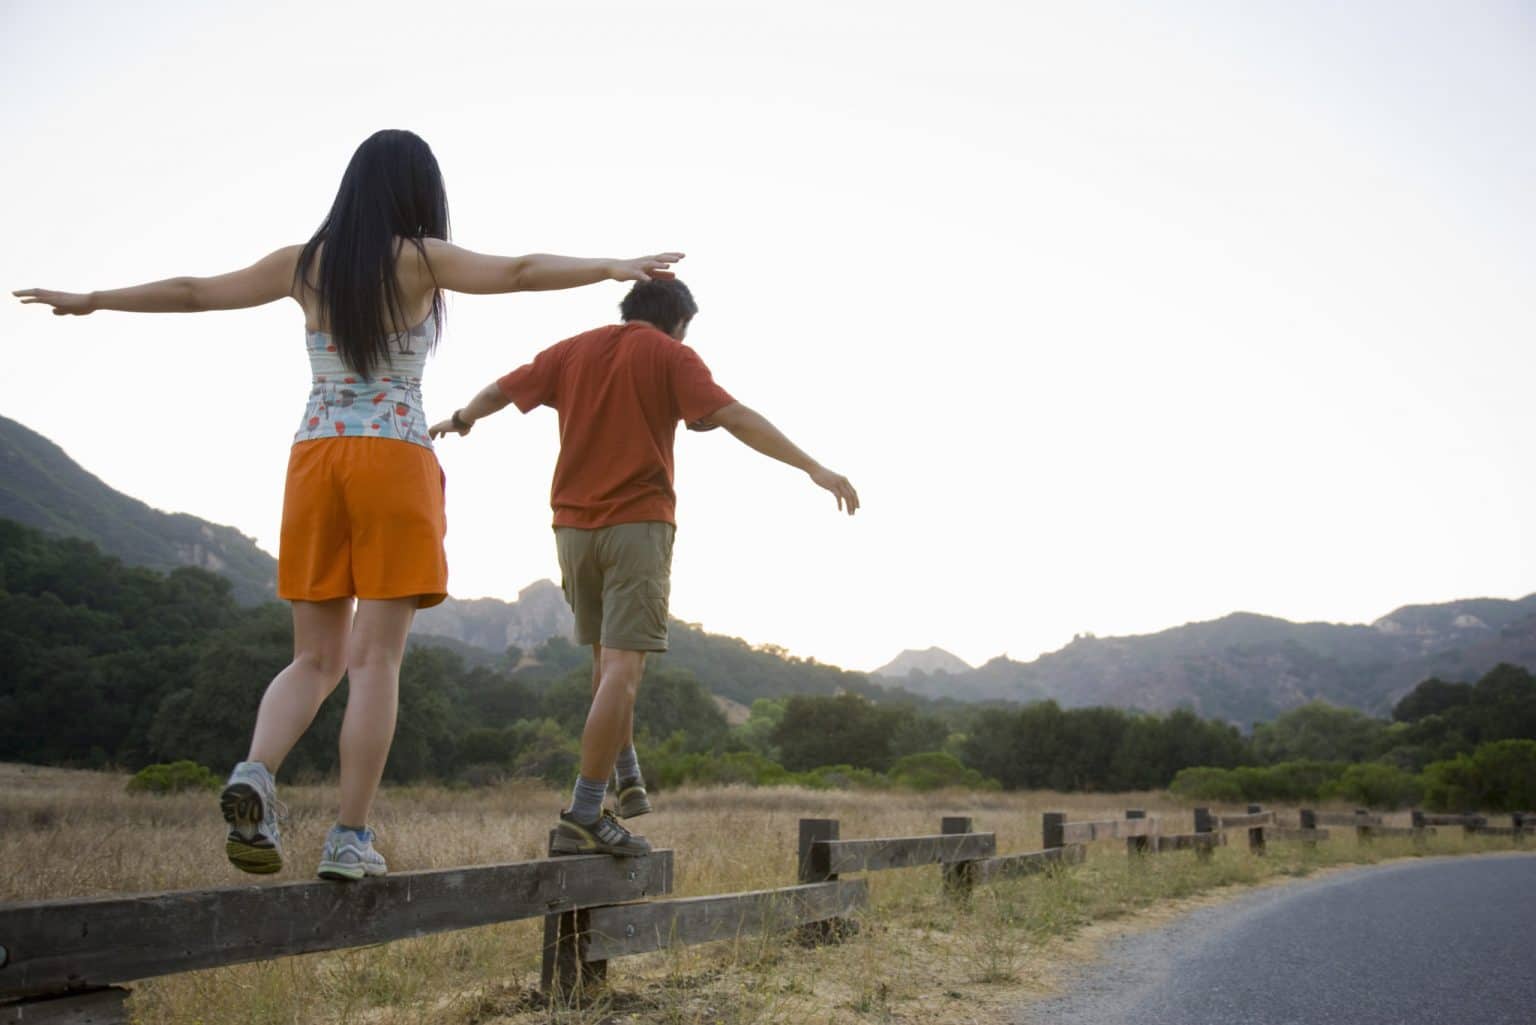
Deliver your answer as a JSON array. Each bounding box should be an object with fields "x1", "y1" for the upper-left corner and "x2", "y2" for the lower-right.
[{"x1": 294, "y1": 313, "x2": 435, "y2": 449}]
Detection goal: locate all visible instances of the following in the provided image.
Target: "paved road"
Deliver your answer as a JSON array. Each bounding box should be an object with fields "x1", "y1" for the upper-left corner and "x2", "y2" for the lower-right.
[{"x1": 1017, "y1": 853, "x2": 1536, "y2": 1025}]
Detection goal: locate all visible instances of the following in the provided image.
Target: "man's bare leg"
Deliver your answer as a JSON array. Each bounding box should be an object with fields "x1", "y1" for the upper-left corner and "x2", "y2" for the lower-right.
[
  {"x1": 552, "y1": 646, "x2": 653, "y2": 856},
  {"x1": 579, "y1": 647, "x2": 645, "y2": 784},
  {"x1": 590, "y1": 644, "x2": 638, "y2": 750}
]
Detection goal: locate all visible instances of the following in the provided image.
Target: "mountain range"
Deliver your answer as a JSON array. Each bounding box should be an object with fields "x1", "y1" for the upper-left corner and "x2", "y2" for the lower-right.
[
  {"x1": 872, "y1": 598, "x2": 1536, "y2": 721},
  {"x1": 4, "y1": 411, "x2": 1532, "y2": 723}
]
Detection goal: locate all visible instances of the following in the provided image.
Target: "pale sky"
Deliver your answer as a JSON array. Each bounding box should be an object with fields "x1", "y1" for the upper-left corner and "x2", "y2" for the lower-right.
[{"x1": 3, "y1": 1, "x2": 1533, "y2": 671}]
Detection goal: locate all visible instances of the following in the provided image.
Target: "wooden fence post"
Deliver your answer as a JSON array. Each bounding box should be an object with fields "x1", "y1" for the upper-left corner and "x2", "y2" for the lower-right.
[
  {"x1": 1247, "y1": 804, "x2": 1266, "y2": 856},
  {"x1": 540, "y1": 830, "x2": 606, "y2": 1001},
  {"x1": 1462, "y1": 811, "x2": 1483, "y2": 839},
  {"x1": 1042, "y1": 812, "x2": 1065, "y2": 852},
  {"x1": 796, "y1": 818, "x2": 852, "y2": 941},
  {"x1": 1125, "y1": 809, "x2": 1149, "y2": 860},
  {"x1": 1355, "y1": 808, "x2": 1373, "y2": 845},
  {"x1": 1193, "y1": 807, "x2": 1214, "y2": 862},
  {"x1": 941, "y1": 816, "x2": 976, "y2": 898},
  {"x1": 1299, "y1": 808, "x2": 1318, "y2": 849}
]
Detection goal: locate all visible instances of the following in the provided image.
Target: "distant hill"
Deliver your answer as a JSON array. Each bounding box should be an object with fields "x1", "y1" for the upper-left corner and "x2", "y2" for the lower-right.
[
  {"x1": 8, "y1": 412, "x2": 1531, "y2": 723},
  {"x1": 882, "y1": 600, "x2": 1536, "y2": 721},
  {"x1": 873, "y1": 647, "x2": 972, "y2": 678},
  {"x1": 0, "y1": 414, "x2": 277, "y2": 604},
  {"x1": 0, "y1": 415, "x2": 903, "y2": 709},
  {"x1": 414, "y1": 580, "x2": 576, "y2": 655}
]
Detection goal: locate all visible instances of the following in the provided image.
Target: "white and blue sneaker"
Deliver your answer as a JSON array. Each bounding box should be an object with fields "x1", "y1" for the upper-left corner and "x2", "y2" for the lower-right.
[
  {"x1": 318, "y1": 825, "x2": 388, "y2": 881},
  {"x1": 220, "y1": 761, "x2": 286, "y2": 875}
]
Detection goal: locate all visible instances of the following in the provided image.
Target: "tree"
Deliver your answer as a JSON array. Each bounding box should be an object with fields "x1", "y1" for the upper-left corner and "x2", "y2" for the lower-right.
[{"x1": 1252, "y1": 701, "x2": 1386, "y2": 763}]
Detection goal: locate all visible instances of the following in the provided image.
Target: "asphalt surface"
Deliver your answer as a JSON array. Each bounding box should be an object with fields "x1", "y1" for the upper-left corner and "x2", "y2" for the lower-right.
[{"x1": 1016, "y1": 853, "x2": 1536, "y2": 1025}]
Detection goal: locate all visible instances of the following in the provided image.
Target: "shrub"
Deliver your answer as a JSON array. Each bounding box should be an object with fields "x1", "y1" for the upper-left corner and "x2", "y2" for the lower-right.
[
  {"x1": 795, "y1": 764, "x2": 884, "y2": 790},
  {"x1": 461, "y1": 763, "x2": 508, "y2": 788},
  {"x1": 1321, "y1": 762, "x2": 1422, "y2": 809},
  {"x1": 888, "y1": 751, "x2": 999, "y2": 791},
  {"x1": 126, "y1": 760, "x2": 221, "y2": 795},
  {"x1": 1169, "y1": 767, "x2": 1245, "y2": 803},
  {"x1": 650, "y1": 750, "x2": 793, "y2": 789},
  {"x1": 457, "y1": 727, "x2": 514, "y2": 768},
  {"x1": 1233, "y1": 761, "x2": 1346, "y2": 802},
  {"x1": 507, "y1": 719, "x2": 580, "y2": 784},
  {"x1": 1422, "y1": 739, "x2": 1536, "y2": 812}
]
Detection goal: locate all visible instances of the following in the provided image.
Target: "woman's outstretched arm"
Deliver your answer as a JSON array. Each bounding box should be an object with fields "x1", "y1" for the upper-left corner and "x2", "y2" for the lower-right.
[
  {"x1": 412, "y1": 241, "x2": 683, "y2": 295},
  {"x1": 14, "y1": 246, "x2": 302, "y2": 316}
]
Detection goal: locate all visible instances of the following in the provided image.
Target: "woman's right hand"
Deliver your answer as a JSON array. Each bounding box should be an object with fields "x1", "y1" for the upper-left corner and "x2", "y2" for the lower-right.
[
  {"x1": 13, "y1": 289, "x2": 95, "y2": 316},
  {"x1": 610, "y1": 253, "x2": 686, "y2": 283}
]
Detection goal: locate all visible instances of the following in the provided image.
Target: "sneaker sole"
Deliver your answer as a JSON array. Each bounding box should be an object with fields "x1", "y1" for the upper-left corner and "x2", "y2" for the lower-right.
[
  {"x1": 317, "y1": 861, "x2": 367, "y2": 881},
  {"x1": 226, "y1": 837, "x2": 283, "y2": 874},
  {"x1": 220, "y1": 783, "x2": 282, "y2": 874},
  {"x1": 617, "y1": 794, "x2": 653, "y2": 819},
  {"x1": 550, "y1": 833, "x2": 652, "y2": 858}
]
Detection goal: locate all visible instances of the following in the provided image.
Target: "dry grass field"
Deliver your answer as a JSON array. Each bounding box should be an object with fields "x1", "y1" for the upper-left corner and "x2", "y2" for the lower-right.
[{"x1": 1, "y1": 763, "x2": 1525, "y2": 1025}]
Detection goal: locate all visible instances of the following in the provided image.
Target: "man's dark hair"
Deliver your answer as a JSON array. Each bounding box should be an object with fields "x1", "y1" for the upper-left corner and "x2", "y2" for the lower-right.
[{"x1": 620, "y1": 279, "x2": 698, "y2": 332}]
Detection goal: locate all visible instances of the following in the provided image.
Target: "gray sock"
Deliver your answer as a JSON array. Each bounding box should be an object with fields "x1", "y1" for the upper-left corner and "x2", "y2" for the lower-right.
[
  {"x1": 568, "y1": 775, "x2": 608, "y2": 823},
  {"x1": 615, "y1": 745, "x2": 642, "y2": 783}
]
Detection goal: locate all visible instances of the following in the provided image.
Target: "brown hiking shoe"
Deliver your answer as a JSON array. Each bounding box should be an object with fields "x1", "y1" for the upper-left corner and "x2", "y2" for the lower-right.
[
  {"x1": 612, "y1": 774, "x2": 653, "y2": 819},
  {"x1": 551, "y1": 809, "x2": 652, "y2": 857}
]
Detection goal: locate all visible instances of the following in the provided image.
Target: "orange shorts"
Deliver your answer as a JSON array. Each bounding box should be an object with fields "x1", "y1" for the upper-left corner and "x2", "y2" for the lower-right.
[{"x1": 278, "y1": 438, "x2": 448, "y2": 608}]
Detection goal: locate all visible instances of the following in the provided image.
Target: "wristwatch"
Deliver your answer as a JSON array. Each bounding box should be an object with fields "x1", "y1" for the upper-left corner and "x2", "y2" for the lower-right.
[{"x1": 451, "y1": 409, "x2": 473, "y2": 434}]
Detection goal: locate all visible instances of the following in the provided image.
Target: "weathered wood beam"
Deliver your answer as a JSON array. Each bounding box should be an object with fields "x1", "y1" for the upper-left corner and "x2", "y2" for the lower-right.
[
  {"x1": 970, "y1": 844, "x2": 1087, "y2": 883},
  {"x1": 1269, "y1": 827, "x2": 1331, "y2": 843},
  {"x1": 0, "y1": 852, "x2": 672, "y2": 999},
  {"x1": 1061, "y1": 817, "x2": 1159, "y2": 843},
  {"x1": 815, "y1": 833, "x2": 996, "y2": 875},
  {"x1": 1153, "y1": 833, "x2": 1223, "y2": 853},
  {"x1": 1313, "y1": 811, "x2": 1384, "y2": 827},
  {"x1": 1213, "y1": 811, "x2": 1276, "y2": 830},
  {"x1": 1, "y1": 986, "x2": 131, "y2": 1024},
  {"x1": 1417, "y1": 813, "x2": 1488, "y2": 828},
  {"x1": 581, "y1": 880, "x2": 869, "y2": 961}
]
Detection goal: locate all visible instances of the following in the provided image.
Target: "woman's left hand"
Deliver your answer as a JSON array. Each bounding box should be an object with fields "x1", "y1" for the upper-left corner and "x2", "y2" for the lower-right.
[{"x1": 13, "y1": 289, "x2": 95, "y2": 315}]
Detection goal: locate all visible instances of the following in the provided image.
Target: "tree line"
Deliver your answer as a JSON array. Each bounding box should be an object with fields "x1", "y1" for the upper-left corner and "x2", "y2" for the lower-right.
[{"x1": 2, "y1": 518, "x2": 1532, "y2": 809}]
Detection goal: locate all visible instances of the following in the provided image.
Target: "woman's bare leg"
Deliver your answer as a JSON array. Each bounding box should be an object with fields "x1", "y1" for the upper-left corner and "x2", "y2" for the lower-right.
[
  {"x1": 337, "y1": 597, "x2": 417, "y2": 827},
  {"x1": 247, "y1": 598, "x2": 352, "y2": 771}
]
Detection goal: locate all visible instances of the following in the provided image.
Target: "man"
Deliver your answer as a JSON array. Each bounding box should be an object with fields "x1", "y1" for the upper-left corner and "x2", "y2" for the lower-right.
[{"x1": 430, "y1": 279, "x2": 858, "y2": 855}]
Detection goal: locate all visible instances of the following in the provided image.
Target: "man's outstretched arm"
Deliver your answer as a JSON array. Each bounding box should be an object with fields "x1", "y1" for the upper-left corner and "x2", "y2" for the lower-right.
[
  {"x1": 428, "y1": 382, "x2": 512, "y2": 439},
  {"x1": 703, "y1": 402, "x2": 860, "y2": 515}
]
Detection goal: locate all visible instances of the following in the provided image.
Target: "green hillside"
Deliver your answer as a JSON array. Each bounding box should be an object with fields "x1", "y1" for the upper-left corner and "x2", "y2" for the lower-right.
[{"x1": 0, "y1": 415, "x2": 276, "y2": 604}]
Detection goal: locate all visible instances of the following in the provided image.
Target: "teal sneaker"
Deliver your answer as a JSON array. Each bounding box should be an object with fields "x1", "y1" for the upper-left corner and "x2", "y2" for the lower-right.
[
  {"x1": 318, "y1": 825, "x2": 388, "y2": 881},
  {"x1": 220, "y1": 761, "x2": 285, "y2": 875}
]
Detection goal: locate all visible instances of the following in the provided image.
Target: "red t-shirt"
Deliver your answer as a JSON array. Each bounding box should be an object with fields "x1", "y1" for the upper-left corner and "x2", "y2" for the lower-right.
[{"x1": 497, "y1": 322, "x2": 735, "y2": 529}]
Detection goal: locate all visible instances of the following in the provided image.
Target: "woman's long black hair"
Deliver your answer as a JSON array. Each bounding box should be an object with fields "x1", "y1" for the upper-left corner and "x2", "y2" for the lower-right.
[{"x1": 296, "y1": 129, "x2": 450, "y2": 378}]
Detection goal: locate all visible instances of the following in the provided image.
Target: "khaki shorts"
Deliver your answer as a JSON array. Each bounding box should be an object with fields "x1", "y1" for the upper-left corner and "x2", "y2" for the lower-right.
[{"x1": 555, "y1": 521, "x2": 675, "y2": 652}]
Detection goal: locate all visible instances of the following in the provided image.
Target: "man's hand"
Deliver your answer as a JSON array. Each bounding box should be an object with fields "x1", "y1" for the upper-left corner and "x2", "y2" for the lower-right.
[
  {"x1": 428, "y1": 417, "x2": 470, "y2": 440},
  {"x1": 810, "y1": 466, "x2": 860, "y2": 515},
  {"x1": 13, "y1": 289, "x2": 94, "y2": 316},
  {"x1": 611, "y1": 253, "x2": 685, "y2": 283}
]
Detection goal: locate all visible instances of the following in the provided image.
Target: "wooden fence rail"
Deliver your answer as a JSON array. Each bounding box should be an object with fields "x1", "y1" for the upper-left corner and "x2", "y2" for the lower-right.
[
  {"x1": 0, "y1": 851, "x2": 673, "y2": 1002},
  {"x1": 581, "y1": 880, "x2": 868, "y2": 961},
  {"x1": 4, "y1": 802, "x2": 1529, "y2": 1020}
]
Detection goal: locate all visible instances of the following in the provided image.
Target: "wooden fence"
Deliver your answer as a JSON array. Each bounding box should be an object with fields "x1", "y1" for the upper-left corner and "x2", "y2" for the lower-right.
[{"x1": 3, "y1": 804, "x2": 1531, "y2": 1021}]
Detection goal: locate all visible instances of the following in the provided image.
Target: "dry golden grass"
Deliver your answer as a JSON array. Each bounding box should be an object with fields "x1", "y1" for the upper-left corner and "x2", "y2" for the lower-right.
[{"x1": 2, "y1": 763, "x2": 1526, "y2": 1025}]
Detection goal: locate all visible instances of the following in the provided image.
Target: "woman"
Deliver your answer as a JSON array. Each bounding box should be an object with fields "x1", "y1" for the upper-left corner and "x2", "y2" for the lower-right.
[{"x1": 14, "y1": 128, "x2": 682, "y2": 881}]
